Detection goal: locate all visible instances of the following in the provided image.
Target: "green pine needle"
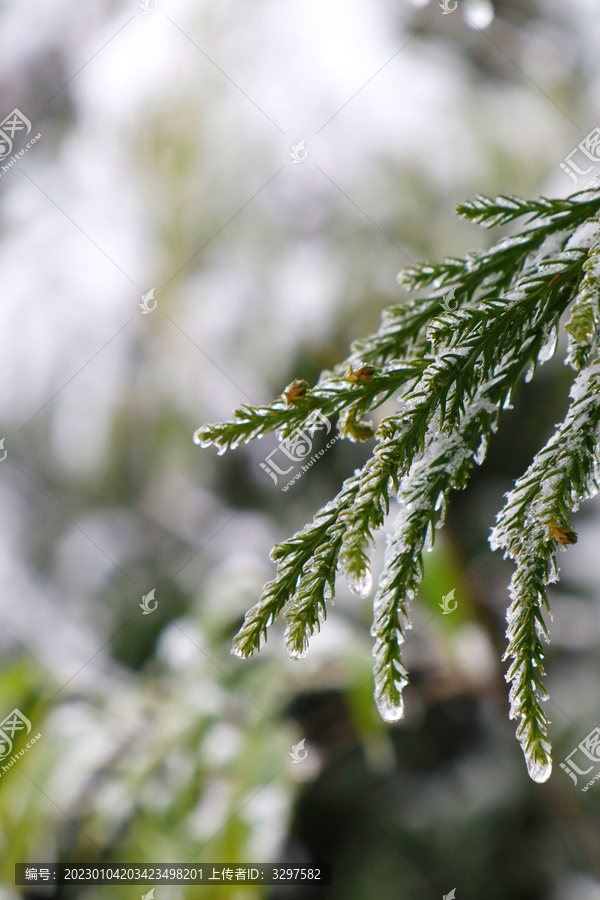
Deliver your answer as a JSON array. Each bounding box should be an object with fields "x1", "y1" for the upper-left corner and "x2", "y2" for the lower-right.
[{"x1": 197, "y1": 188, "x2": 600, "y2": 782}]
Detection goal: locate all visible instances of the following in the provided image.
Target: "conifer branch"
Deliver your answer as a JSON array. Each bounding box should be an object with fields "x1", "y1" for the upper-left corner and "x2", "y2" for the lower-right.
[
  {"x1": 372, "y1": 397, "x2": 498, "y2": 722},
  {"x1": 194, "y1": 361, "x2": 425, "y2": 451},
  {"x1": 491, "y1": 360, "x2": 600, "y2": 781},
  {"x1": 232, "y1": 473, "x2": 361, "y2": 658},
  {"x1": 195, "y1": 185, "x2": 600, "y2": 781},
  {"x1": 565, "y1": 226, "x2": 600, "y2": 370},
  {"x1": 339, "y1": 247, "x2": 588, "y2": 587}
]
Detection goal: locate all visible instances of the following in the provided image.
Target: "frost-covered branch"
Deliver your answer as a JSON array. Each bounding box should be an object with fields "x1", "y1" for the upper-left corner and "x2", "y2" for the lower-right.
[
  {"x1": 195, "y1": 186, "x2": 600, "y2": 781},
  {"x1": 491, "y1": 360, "x2": 600, "y2": 781}
]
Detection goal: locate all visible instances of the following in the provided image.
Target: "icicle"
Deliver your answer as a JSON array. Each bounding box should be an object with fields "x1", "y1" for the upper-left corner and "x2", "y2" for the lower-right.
[
  {"x1": 347, "y1": 568, "x2": 373, "y2": 598},
  {"x1": 524, "y1": 362, "x2": 535, "y2": 383}
]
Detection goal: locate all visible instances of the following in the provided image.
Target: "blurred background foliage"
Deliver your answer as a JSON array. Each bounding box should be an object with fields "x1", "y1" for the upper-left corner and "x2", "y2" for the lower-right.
[{"x1": 1, "y1": 0, "x2": 600, "y2": 898}]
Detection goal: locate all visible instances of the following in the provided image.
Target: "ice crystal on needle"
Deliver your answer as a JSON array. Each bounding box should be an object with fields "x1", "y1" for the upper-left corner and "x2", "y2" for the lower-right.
[{"x1": 196, "y1": 187, "x2": 600, "y2": 780}]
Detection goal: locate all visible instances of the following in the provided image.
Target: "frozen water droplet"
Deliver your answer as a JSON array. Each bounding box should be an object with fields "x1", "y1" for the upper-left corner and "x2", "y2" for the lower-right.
[
  {"x1": 424, "y1": 520, "x2": 434, "y2": 552},
  {"x1": 286, "y1": 643, "x2": 308, "y2": 660},
  {"x1": 526, "y1": 755, "x2": 552, "y2": 783},
  {"x1": 524, "y1": 362, "x2": 535, "y2": 383},
  {"x1": 375, "y1": 692, "x2": 404, "y2": 723},
  {"x1": 284, "y1": 623, "x2": 309, "y2": 660},
  {"x1": 538, "y1": 328, "x2": 558, "y2": 365},
  {"x1": 347, "y1": 567, "x2": 372, "y2": 599}
]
